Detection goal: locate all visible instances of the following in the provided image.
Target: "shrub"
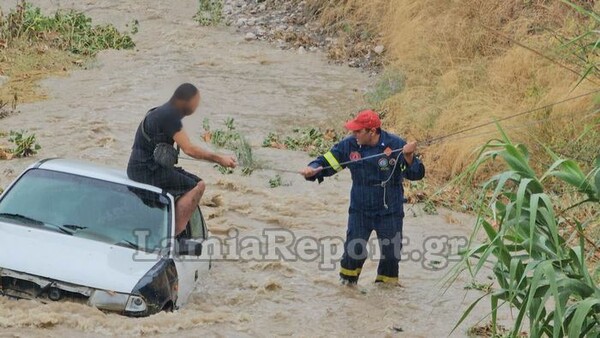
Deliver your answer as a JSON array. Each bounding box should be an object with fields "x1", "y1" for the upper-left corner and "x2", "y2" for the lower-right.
[
  {"x1": 262, "y1": 127, "x2": 342, "y2": 157},
  {"x1": 202, "y1": 118, "x2": 257, "y2": 174},
  {"x1": 1, "y1": 1, "x2": 135, "y2": 55},
  {"x1": 194, "y1": 0, "x2": 223, "y2": 26},
  {"x1": 8, "y1": 130, "x2": 41, "y2": 158},
  {"x1": 269, "y1": 174, "x2": 282, "y2": 188}
]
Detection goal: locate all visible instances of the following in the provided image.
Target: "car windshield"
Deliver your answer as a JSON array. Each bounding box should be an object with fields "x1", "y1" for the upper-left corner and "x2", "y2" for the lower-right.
[{"x1": 0, "y1": 168, "x2": 170, "y2": 252}]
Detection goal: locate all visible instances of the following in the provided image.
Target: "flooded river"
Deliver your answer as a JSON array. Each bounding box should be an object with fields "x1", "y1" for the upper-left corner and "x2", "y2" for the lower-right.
[{"x1": 0, "y1": 1, "x2": 513, "y2": 337}]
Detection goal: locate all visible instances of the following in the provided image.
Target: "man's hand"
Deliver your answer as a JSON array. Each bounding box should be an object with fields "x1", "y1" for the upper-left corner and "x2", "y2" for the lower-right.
[
  {"x1": 403, "y1": 141, "x2": 417, "y2": 165},
  {"x1": 300, "y1": 166, "x2": 323, "y2": 178},
  {"x1": 174, "y1": 129, "x2": 237, "y2": 168},
  {"x1": 218, "y1": 155, "x2": 237, "y2": 168},
  {"x1": 403, "y1": 141, "x2": 417, "y2": 155}
]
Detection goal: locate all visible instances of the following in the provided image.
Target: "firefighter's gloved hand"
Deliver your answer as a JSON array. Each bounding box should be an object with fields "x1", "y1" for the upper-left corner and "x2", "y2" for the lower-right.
[{"x1": 300, "y1": 166, "x2": 323, "y2": 179}]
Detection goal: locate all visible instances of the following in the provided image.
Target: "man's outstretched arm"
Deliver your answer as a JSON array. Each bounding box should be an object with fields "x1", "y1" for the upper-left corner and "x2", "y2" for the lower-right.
[{"x1": 173, "y1": 129, "x2": 237, "y2": 168}]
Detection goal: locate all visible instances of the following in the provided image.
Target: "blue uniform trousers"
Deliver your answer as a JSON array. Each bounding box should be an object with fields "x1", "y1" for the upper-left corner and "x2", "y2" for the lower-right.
[{"x1": 339, "y1": 212, "x2": 403, "y2": 284}]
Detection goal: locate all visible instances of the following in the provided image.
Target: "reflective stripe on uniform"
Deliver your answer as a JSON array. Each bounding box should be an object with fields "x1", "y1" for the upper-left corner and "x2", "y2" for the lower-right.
[
  {"x1": 340, "y1": 267, "x2": 362, "y2": 277},
  {"x1": 324, "y1": 151, "x2": 343, "y2": 172},
  {"x1": 375, "y1": 275, "x2": 398, "y2": 284}
]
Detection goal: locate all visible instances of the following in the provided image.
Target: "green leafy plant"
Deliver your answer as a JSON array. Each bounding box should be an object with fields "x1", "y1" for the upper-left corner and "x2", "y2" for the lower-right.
[
  {"x1": 241, "y1": 167, "x2": 254, "y2": 176},
  {"x1": 447, "y1": 127, "x2": 600, "y2": 337},
  {"x1": 202, "y1": 117, "x2": 211, "y2": 132},
  {"x1": 0, "y1": 1, "x2": 135, "y2": 55},
  {"x1": 262, "y1": 132, "x2": 282, "y2": 148},
  {"x1": 203, "y1": 118, "x2": 258, "y2": 175},
  {"x1": 464, "y1": 281, "x2": 493, "y2": 293},
  {"x1": 269, "y1": 174, "x2": 283, "y2": 188},
  {"x1": 8, "y1": 130, "x2": 41, "y2": 157},
  {"x1": 194, "y1": 0, "x2": 223, "y2": 26},
  {"x1": 214, "y1": 164, "x2": 234, "y2": 175},
  {"x1": 422, "y1": 199, "x2": 438, "y2": 215},
  {"x1": 467, "y1": 323, "x2": 512, "y2": 338},
  {"x1": 262, "y1": 127, "x2": 342, "y2": 157},
  {"x1": 127, "y1": 19, "x2": 139, "y2": 35}
]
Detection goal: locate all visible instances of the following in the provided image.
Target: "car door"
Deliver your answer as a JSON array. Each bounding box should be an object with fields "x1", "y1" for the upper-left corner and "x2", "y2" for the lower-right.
[{"x1": 173, "y1": 206, "x2": 211, "y2": 307}]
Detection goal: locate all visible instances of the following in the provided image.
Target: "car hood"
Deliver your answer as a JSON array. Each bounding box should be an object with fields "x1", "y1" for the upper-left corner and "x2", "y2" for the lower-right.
[{"x1": 0, "y1": 221, "x2": 164, "y2": 294}]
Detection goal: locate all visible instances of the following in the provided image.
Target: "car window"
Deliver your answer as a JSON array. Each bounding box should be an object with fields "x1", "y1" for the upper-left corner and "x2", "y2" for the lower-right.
[
  {"x1": 0, "y1": 169, "x2": 170, "y2": 252},
  {"x1": 188, "y1": 207, "x2": 206, "y2": 240}
]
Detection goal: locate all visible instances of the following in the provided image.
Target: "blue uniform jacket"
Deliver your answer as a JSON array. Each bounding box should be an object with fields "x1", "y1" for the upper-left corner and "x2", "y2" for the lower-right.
[{"x1": 306, "y1": 130, "x2": 425, "y2": 216}]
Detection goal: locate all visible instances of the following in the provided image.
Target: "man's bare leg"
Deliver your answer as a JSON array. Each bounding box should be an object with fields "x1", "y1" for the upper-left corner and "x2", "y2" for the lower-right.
[{"x1": 175, "y1": 181, "x2": 205, "y2": 235}]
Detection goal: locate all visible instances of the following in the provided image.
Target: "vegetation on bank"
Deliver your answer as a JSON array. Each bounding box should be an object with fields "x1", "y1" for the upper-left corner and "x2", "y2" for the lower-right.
[
  {"x1": 195, "y1": 0, "x2": 224, "y2": 26},
  {"x1": 447, "y1": 128, "x2": 599, "y2": 337},
  {"x1": 0, "y1": 1, "x2": 136, "y2": 160},
  {"x1": 0, "y1": 0, "x2": 136, "y2": 104}
]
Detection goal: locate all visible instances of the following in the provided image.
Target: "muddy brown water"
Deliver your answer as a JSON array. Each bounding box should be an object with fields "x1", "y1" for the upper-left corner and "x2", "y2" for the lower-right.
[{"x1": 0, "y1": 1, "x2": 515, "y2": 337}]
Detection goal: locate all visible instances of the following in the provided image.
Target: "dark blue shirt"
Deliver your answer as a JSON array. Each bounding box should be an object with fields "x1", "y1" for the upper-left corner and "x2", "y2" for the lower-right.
[{"x1": 306, "y1": 130, "x2": 425, "y2": 216}]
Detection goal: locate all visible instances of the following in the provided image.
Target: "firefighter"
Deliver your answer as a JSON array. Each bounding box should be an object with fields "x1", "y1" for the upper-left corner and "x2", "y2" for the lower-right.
[{"x1": 300, "y1": 110, "x2": 425, "y2": 285}]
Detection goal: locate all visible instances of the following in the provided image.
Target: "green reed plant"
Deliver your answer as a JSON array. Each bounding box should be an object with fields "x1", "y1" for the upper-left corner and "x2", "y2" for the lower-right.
[{"x1": 447, "y1": 126, "x2": 600, "y2": 337}]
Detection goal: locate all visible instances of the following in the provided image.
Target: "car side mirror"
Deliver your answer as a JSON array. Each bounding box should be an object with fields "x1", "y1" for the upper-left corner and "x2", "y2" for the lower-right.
[{"x1": 177, "y1": 238, "x2": 203, "y2": 256}]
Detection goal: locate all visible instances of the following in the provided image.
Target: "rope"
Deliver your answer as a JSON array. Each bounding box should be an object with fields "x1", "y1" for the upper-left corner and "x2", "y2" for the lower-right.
[
  {"x1": 421, "y1": 88, "x2": 600, "y2": 146},
  {"x1": 178, "y1": 89, "x2": 600, "y2": 173},
  {"x1": 426, "y1": 108, "x2": 600, "y2": 145}
]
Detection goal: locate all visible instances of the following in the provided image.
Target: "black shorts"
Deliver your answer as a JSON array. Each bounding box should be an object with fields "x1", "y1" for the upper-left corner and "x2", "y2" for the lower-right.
[{"x1": 127, "y1": 163, "x2": 202, "y2": 197}]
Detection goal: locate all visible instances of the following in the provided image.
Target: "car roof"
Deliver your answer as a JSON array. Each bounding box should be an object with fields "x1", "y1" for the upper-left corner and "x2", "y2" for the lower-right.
[{"x1": 33, "y1": 158, "x2": 165, "y2": 195}]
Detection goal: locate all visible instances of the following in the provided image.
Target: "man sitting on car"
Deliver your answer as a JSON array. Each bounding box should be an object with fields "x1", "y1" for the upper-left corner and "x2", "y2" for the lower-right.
[{"x1": 127, "y1": 83, "x2": 236, "y2": 236}]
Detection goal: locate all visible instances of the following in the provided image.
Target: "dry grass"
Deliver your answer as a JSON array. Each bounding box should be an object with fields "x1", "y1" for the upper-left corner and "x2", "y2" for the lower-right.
[
  {"x1": 307, "y1": 0, "x2": 600, "y2": 183},
  {"x1": 0, "y1": 41, "x2": 76, "y2": 103}
]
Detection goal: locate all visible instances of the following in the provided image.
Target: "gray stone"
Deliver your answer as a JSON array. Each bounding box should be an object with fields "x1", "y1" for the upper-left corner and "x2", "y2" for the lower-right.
[
  {"x1": 0, "y1": 76, "x2": 8, "y2": 87},
  {"x1": 373, "y1": 45, "x2": 385, "y2": 55},
  {"x1": 244, "y1": 32, "x2": 257, "y2": 41},
  {"x1": 235, "y1": 18, "x2": 247, "y2": 27},
  {"x1": 256, "y1": 28, "x2": 267, "y2": 37}
]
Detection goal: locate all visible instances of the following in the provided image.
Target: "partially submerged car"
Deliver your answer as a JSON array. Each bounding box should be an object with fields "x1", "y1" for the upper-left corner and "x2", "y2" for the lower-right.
[{"x1": 0, "y1": 158, "x2": 211, "y2": 316}]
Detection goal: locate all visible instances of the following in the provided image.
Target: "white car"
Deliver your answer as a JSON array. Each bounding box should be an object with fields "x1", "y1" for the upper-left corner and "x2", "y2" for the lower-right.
[{"x1": 0, "y1": 158, "x2": 211, "y2": 316}]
